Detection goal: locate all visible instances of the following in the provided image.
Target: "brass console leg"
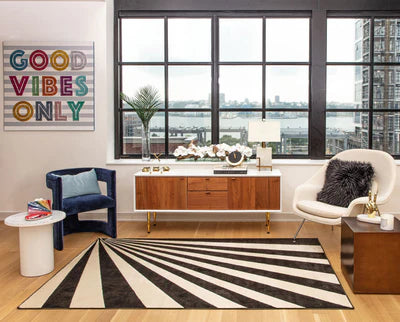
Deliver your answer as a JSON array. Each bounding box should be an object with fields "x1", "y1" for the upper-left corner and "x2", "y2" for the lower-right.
[
  {"x1": 153, "y1": 212, "x2": 157, "y2": 226},
  {"x1": 147, "y1": 212, "x2": 151, "y2": 233},
  {"x1": 266, "y1": 212, "x2": 270, "y2": 234}
]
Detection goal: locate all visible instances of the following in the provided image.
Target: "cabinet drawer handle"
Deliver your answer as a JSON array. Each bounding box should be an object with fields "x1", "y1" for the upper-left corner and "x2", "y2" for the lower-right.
[
  {"x1": 231, "y1": 178, "x2": 237, "y2": 181},
  {"x1": 205, "y1": 178, "x2": 210, "y2": 181},
  {"x1": 205, "y1": 192, "x2": 211, "y2": 195}
]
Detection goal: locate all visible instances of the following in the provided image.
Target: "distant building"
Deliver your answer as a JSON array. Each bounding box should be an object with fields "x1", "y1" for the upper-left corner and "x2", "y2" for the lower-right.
[
  {"x1": 357, "y1": 18, "x2": 400, "y2": 154},
  {"x1": 329, "y1": 19, "x2": 400, "y2": 154}
]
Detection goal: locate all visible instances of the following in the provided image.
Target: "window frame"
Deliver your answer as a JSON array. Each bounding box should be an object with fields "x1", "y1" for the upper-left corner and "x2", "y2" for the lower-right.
[
  {"x1": 115, "y1": 12, "x2": 311, "y2": 159},
  {"x1": 326, "y1": 13, "x2": 400, "y2": 156},
  {"x1": 114, "y1": 0, "x2": 400, "y2": 160}
]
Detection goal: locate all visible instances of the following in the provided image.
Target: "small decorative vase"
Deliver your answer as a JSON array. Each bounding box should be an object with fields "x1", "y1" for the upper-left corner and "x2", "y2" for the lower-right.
[{"x1": 141, "y1": 124, "x2": 151, "y2": 161}]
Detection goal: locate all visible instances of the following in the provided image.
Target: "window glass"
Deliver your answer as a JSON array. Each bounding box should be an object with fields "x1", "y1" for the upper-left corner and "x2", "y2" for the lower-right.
[
  {"x1": 266, "y1": 18, "x2": 309, "y2": 62},
  {"x1": 327, "y1": 18, "x2": 370, "y2": 62},
  {"x1": 266, "y1": 66, "x2": 309, "y2": 108},
  {"x1": 168, "y1": 112, "x2": 211, "y2": 153},
  {"x1": 121, "y1": 66, "x2": 165, "y2": 108},
  {"x1": 265, "y1": 112, "x2": 308, "y2": 155},
  {"x1": 219, "y1": 18, "x2": 262, "y2": 62},
  {"x1": 121, "y1": 19, "x2": 164, "y2": 62},
  {"x1": 122, "y1": 112, "x2": 165, "y2": 155},
  {"x1": 219, "y1": 112, "x2": 262, "y2": 146},
  {"x1": 372, "y1": 112, "x2": 400, "y2": 154},
  {"x1": 373, "y1": 66, "x2": 400, "y2": 109},
  {"x1": 326, "y1": 66, "x2": 369, "y2": 109},
  {"x1": 374, "y1": 19, "x2": 400, "y2": 63},
  {"x1": 219, "y1": 66, "x2": 262, "y2": 108},
  {"x1": 326, "y1": 112, "x2": 368, "y2": 154},
  {"x1": 169, "y1": 66, "x2": 211, "y2": 109},
  {"x1": 168, "y1": 18, "x2": 211, "y2": 62}
]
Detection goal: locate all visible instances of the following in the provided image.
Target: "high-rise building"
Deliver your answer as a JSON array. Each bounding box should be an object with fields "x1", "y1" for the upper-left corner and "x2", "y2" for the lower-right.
[{"x1": 356, "y1": 18, "x2": 400, "y2": 154}]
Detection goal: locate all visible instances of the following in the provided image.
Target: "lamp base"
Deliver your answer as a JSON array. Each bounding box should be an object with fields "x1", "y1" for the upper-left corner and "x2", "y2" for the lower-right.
[{"x1": 256, "y1": 146, "x2": 272, "y2": 171}]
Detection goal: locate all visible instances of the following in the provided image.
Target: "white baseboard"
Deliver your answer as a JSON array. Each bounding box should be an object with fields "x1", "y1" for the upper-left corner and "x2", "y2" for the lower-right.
[{"x1": 0, "y1": 211, "x2": 300, "y2": 222}]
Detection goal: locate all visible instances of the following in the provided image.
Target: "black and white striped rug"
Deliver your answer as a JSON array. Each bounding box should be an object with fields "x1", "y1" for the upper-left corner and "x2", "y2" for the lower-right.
[{"x1": 20, "y1": 238, "x2": 353, "y2": 309}]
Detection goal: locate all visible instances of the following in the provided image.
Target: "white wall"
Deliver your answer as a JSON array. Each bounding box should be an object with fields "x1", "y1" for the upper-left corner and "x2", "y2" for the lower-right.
[
  {"x1": 0, "y1": 1, "x2": 108, "y2": 212},
  {"x1": 1, "y1": 1, "x2": 399, "y2": 222}
]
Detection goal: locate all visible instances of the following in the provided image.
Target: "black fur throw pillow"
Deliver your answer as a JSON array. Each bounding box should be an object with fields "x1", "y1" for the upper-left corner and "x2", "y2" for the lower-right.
[{"x1": 317, "y1": 159, "x2": 374, "y2": 207}]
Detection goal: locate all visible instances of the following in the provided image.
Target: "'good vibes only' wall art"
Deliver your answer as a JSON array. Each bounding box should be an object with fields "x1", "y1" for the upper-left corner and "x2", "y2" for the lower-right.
[{"x1": 3, "y1": 42, "x2": 94, "y2": 130}]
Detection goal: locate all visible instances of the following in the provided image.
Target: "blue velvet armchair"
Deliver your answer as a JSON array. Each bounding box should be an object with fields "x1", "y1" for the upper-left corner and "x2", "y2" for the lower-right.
[{"x1": 46, "y1": 167, "x2": 117, "y2": 250}]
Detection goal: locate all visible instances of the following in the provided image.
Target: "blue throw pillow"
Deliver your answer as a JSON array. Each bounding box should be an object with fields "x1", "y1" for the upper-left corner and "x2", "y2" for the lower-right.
[{"x1": 60, "y1": 169, "x2": 101, "y2": 199}]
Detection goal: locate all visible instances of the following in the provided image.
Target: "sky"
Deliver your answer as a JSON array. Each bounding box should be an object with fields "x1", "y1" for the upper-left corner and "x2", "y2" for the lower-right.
[{"x1": 121, "y1": 17, "x2": 360, "y2": 104}]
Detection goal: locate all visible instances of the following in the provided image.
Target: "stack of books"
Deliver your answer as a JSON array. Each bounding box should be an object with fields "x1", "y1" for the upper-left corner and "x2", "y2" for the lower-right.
[
  {"x1": 213, "y1": 165, "x2": 248, "y2": 174},
  {"x1": 25, "y1": 199, "x2": 52, "y2": 221}
]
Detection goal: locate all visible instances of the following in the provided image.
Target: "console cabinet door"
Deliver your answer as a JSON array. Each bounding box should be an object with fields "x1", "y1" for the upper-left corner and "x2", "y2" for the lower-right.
[
  {"x1": 228, "y1": 177, "x2": 280, "y2": 210},
  {"x1": 228, "y1": 177, "x2": 255, "y2": 209},
  {"x1": 255, "y1": 177, "x2": 280, "y2": 210},
  {"x1": 136, "y1": 176, "x2": 187, "y2": 210}
]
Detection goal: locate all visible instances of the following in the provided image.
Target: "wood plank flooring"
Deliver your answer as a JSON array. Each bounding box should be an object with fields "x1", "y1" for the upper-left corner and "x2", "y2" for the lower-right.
[{"x1": 0, "y1": 220, "x2": 399, "y2": 321}]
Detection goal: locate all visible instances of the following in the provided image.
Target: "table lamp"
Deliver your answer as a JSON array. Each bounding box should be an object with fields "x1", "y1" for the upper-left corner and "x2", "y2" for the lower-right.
[{"x1": 248, "y1": 120, "x2": 281, "y2": 171}]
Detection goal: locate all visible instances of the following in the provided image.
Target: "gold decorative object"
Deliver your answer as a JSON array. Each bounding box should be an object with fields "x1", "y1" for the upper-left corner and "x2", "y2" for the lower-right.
[
  {"x1": 153, "y1": 153, "x2": 162, "y2": 162},
  {"x1": 162, "y1": 166, "x2": 170, "y2": 172},
  {"x1": 365, "y1": 190, "x2": 380, "y2": 218},
  {"x1": 141, "y1": 166, "x2": 151, "y2": 172},
  {"x1": 152, "y1": 166, "x2": 160, "y2": 172}
]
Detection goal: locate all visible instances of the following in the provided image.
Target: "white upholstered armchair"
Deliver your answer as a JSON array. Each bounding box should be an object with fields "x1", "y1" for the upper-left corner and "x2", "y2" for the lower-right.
[{"x1": 292, "y1": 149, "x2": 396, "y2": 240}]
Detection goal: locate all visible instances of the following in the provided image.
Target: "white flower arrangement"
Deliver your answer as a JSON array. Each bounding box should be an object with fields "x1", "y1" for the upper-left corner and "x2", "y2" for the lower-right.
[{"x1": 173, "y1": 143, "x2": 252, "y2": 161}]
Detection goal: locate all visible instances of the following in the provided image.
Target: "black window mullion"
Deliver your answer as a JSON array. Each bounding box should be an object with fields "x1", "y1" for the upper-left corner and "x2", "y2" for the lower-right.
[
  {"x1": 310, "y1": 9, "x2": 327, "y2": 159},
  {"x1": 262, "y1": 16, "x2": 266, "y2": 119},
  {"x1": 369, "y1": 18, "x2": 374, "y2": 149},
  {"x1": 164, "y1": 16, "x2": 169, "y2": 157},
  {"x1": 212, "y1": 15, "x2": 219, "y2": 144},
  {"x1": 115, "y1": 11, "x2": 122, "y2": 158}
]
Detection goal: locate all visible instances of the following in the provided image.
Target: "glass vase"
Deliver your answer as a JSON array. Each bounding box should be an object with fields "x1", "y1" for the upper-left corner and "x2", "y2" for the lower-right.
[{"x1": 141, "y1": 125, "x2": 151, "y2": 161}]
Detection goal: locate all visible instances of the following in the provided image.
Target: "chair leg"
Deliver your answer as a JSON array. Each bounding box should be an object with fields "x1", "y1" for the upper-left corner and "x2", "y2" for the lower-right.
[
  {"x1": 64, "y1": 214, "x2": 80, "y2": 235},
  {"x1": 107, "y1": 207, "x2": 117, "y2": 238},
  {"x1": 293, "y1": 219, "x2": 306, "y2": 243},
  {"x1": 147, "y1": 212, "x2": 151, "y2": 233},
  {"x1": 53, "y1": 221, "x2": 64, "y2": 251}
]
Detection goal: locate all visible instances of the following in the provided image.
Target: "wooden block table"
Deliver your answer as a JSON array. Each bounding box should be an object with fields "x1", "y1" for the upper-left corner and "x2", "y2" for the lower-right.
[{"x1": 341, "y1": 216, "x2": 400, "y2": 293}]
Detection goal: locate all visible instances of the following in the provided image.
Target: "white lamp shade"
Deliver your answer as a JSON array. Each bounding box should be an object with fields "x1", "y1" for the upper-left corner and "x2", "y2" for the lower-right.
[{"x1": 248, "y1": 120, "x2": 281, "y2": 142}]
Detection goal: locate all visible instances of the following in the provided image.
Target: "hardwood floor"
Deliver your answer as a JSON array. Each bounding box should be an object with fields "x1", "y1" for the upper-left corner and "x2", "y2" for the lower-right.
[{"x1": 0, "y1": 220, "x2": 399, "y2": 321}]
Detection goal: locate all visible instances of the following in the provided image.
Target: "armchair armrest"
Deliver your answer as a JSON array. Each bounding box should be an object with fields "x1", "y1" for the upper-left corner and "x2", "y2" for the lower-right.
[
  {"x1": 46, "y1": 173, "x2": 63, "y2": 210},
  {"x1": 294, "y1": 183, "x2": 322, "y2": 200},
  {"x1": 293, "y1": 183, "x2": 322, "y2": 208},
  {"x1": 94, "y1": 168, "x2": 116, "y2": 200},
  {"x1": 348, "y1": 196, "x2": 368, "y2": 208}
]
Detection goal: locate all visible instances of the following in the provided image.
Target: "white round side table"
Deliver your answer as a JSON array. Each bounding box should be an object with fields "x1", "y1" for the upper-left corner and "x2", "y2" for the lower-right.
[{"x1": 5, "y1": 210, "x2": 66, "y2": 277}]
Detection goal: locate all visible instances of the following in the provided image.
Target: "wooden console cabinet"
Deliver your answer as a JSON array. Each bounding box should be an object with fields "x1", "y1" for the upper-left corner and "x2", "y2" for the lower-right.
[{"x1": 134, "y1": 169, "x2": 281, "y2": 233}]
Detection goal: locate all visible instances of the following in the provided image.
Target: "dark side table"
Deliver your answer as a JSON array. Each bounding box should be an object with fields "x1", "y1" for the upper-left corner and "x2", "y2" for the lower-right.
[{"x1": 341, "y1": 216, "x2": 400, "y2": 293}]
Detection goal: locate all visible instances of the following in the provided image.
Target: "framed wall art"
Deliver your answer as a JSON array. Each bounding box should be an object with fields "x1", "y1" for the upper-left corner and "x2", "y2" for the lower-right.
[{"x1": 3, "y1": 41, "x2": 95, "y2": 130}]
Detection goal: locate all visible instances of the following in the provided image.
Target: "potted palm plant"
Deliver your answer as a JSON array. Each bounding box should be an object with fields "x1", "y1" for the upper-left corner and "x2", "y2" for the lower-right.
[{"x1": 120, "y1": 86, "x2": 161, "y2": 161}]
